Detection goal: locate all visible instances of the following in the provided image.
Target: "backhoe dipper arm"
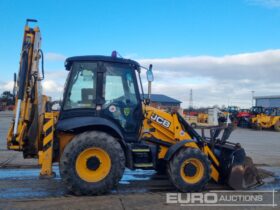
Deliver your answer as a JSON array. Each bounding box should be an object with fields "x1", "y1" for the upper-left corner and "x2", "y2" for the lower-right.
[{"x1": 7, "y1": 19, "x2": 46, "y2": 157}]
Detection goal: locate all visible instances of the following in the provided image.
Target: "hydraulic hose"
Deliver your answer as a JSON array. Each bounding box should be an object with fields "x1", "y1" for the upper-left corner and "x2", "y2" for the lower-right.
[
  {"x1": 39, "y1": 49, "x2": 44, "y2": 80},
  {"x1": 17, "y1": 49, "x2": 29, "y2": 100}
]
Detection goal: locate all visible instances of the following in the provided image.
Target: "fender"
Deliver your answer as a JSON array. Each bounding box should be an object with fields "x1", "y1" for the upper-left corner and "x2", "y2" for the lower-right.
[
  {"x1": 56, "y1": 116, "x2": 125, "y2": 145},
  {"x1": 164, "y1": 139, "x2": 196, "y2": 161}
]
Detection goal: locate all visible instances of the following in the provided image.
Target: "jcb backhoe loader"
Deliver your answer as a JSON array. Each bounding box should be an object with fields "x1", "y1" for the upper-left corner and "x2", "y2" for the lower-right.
[
  {"x1": 6, "y1": 20, "x2": 261, "y2": 195},
  {"x1": 251, "y1": 108, "x2": 280, "y2": 131}
]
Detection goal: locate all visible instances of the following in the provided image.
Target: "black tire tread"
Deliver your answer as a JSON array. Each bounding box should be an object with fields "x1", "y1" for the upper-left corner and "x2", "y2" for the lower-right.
[
  {"x1": 59, "y1": 131, "x2": 125, "y2": 195},
  {"x1": 274, "y1": 120, "x2": 280, "y2": 132},
  {"x1": 167, "y1": 147, "x2": 211, "y2": 192}
]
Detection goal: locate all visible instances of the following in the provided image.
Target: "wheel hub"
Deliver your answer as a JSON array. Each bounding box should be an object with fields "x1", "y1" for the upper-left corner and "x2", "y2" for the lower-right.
[
  {"x1": 86, "y1": 156, "x2": 100, "y2": 171},
  {"x1": 75, "y1": 147, "x2": 111, "y2": 182},
  {"x1": 180, "y1": 158, "x2": 204, "y2": 184},
  {"x1": 184, "y1": 162, "x2": 197, "y2": 177}
]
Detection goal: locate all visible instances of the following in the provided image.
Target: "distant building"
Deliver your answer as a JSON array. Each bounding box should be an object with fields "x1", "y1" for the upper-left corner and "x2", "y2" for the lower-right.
[
  {"x1": 254, "y1": 95, "x2": 280, "y2": 108},
  {"x1": 144, "y1": 94, "x2": 182, "y2": 111}
]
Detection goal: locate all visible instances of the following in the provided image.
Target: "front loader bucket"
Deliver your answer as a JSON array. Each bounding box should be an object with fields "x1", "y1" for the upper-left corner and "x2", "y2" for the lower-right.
[{"x1": 228, "y1": 157, "x2": 262, "y2": 190}]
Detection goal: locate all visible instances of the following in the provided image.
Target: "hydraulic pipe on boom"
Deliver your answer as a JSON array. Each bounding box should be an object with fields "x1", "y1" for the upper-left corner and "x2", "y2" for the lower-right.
[{"x1": 7, "y1": 19, "x2": 46, "y2": 158}]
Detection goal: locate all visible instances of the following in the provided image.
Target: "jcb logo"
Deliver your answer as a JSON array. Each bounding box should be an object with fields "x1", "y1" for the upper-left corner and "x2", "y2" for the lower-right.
[{"x1": 150, "y1": 114, "x2": 171, "y2": 128}]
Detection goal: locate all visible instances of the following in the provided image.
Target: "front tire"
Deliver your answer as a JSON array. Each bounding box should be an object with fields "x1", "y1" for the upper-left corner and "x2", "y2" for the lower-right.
[
  {"x1": 252, "y1": 123, "x2": 262, "y2": 130},
  {"x1": 168, "y1": 148, "x2": 211, "y2": 192},
  {"x1": 59, "y1": 131, "x2": 125, "y2": 195},
  {"x1": 274, "y1": 121, "x2": 280, "y2": 132}
]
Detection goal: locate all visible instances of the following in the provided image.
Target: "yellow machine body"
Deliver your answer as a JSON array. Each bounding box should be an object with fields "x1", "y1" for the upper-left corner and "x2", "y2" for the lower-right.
[
  {"x1": 141, "y1": 106, "x2": 220, "y2": 181},
  {"x1": 6, "y1": 20, "x2": 260, "y2": 195},
  {"x1": 251, "y1": 113, "x2": 280, "y2": 131}
]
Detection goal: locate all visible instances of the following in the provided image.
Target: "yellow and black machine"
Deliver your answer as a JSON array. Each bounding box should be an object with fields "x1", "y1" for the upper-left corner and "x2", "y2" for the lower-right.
[
  {"x1": 7, "y1": 20, "x2": 261, "y2": 195},
  {"x1": 251, "y1": 108, "x2": 280, "y2": 132}
]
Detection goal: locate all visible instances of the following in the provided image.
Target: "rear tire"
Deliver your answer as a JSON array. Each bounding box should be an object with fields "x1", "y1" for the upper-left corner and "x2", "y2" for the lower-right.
[
  {"x1": 252, "y1": 123, "x2": 262, "y2": 130},
  {"x1": 168, "y1": 148, "x2": 211, "y2": 192},
  {"x1": 59, "y1": 131, "x2": 125, "y2": 195},
  {"x1": 274, "y1": 121, "x2": 280, "y2": 132}
]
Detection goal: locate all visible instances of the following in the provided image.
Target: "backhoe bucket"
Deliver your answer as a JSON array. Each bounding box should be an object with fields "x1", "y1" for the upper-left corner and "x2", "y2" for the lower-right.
[{"x1": 228, "y1": 157, "x2": 262, "y2": 189}]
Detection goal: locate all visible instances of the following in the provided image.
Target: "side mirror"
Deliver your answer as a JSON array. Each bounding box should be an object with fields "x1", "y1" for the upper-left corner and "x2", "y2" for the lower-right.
[{"x1": 146, "y1": 64, "x2": 154, "y2": 82}]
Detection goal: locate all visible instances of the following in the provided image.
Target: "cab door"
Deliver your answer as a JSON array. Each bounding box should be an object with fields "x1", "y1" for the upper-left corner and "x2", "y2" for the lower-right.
[{"x1": 101, "y1": 63, "x2": 142, "y2": 140}]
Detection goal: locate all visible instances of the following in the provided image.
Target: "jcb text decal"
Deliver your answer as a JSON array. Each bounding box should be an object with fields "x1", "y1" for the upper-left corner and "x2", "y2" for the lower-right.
[{"x1": 150, "y1": 114, "x2": 171, "y2": 128}]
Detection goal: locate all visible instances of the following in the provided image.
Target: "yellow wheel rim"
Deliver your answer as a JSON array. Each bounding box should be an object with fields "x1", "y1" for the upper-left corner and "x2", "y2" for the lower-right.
[
  {"x1": 180, "y1": 158, "x2": 204, "y2": 184},
  {"x1": 75, "y1": 147, "x2": 111, "y2": 182}
]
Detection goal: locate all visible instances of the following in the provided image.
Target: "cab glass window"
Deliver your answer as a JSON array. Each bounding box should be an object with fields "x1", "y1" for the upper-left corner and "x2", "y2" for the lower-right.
[
  {"x1": 64, "y1": 62, "x2": 97, "y2": 109},
  {"x1": 103, "y1": 64, "x2": 138, "y2": 106}
]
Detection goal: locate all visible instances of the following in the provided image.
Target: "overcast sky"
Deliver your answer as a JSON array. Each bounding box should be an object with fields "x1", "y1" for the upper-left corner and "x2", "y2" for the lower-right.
[{"x1": 1, "y1": 0, "x2": 280, "y2": 108}]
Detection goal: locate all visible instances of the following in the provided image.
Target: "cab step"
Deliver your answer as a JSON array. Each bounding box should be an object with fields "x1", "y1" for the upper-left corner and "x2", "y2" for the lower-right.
[
  {"x1": 132, "y1": 148, "x2": 150, "y2": 152},
  {"x1": 134, "y1": 163, "x2": 154, "y2": 168},
  {"x1": 129, "y1": 143, "x2": 157, "y2": 169}
]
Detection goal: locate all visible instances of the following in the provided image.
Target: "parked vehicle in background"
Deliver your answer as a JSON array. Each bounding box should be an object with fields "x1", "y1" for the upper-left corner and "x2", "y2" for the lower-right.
[
  {"x1": 227, "y1": 106, "x2": 265, "y2": 128},
  {"x1": 251, "y1": 107, "x2": 280, "y2": 131},
  {"x1": 185, "y1": 108, "x2": 226, "y2": 128}
]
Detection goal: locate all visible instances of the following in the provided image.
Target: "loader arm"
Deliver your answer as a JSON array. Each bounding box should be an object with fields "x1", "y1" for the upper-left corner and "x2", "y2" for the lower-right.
[
  {"x1": 141, "y1": 106, "x2": 220, "y2": 182},
  {"x1": 141, "y1": 105, "x2": 260, "y2": 189}
]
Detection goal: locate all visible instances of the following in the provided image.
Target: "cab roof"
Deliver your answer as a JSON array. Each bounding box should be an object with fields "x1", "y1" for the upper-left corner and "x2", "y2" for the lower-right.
[{"x1": 65, "y1": 55, "x2": 140, "y2": 71}]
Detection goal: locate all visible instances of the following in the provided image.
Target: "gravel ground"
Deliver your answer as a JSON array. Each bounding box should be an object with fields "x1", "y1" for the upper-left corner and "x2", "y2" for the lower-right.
[
  {"x1": 0, "y1": 111, "x2": 37, "y2": 166},
  {"x1": 0, "y1": 166, "x2": 279, "y2": 210}
]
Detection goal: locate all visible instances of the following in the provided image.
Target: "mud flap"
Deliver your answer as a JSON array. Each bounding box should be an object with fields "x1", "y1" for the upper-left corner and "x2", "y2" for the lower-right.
[{"x1": 228, "y1": 156, "x2": 262, "y2": 189}]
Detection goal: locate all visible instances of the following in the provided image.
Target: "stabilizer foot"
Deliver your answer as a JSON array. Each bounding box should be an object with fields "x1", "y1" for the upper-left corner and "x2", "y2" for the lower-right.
[{"x1": 39, "y1": 172, "x2": 56, "y2": 179}]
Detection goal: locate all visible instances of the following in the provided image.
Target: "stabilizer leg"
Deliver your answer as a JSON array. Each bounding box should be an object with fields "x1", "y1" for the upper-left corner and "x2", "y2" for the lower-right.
[{"x1": 39, "y1": 112, "x2": 56, "y2": 178}]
